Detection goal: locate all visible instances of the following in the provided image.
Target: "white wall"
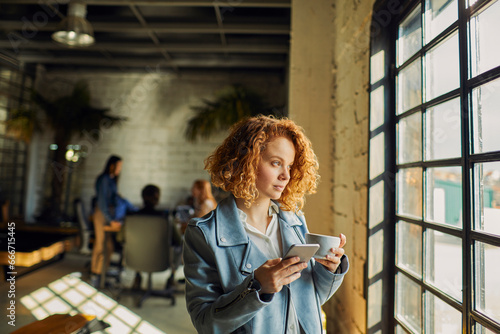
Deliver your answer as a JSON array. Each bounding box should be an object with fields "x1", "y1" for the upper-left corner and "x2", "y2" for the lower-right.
[{"x1": 25, "y1": 69, "x2": 285, "y2": 221}]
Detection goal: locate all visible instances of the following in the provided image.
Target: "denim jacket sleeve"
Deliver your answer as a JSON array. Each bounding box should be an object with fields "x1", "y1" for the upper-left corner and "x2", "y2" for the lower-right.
[
  {"x1": 293, "y1": 212, "x2": 350, "y2": 306},
  {"x1": 183, "y1": 223, "x2": 272, "y2": 334}
]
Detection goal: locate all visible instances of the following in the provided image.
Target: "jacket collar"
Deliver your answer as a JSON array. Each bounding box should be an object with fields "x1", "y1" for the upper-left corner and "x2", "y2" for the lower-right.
[
  {"x1": 215, "y1": 195, "x2": 249, "y2": 247},
  {"x1": 214, "y1": 195, "x2": 303, "y2": 247}
]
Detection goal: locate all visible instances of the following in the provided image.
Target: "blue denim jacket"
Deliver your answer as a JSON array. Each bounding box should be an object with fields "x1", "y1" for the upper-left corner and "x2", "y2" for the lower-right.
[{"x1": 183, "y1": 195, "x2": 349, "y2": 334}]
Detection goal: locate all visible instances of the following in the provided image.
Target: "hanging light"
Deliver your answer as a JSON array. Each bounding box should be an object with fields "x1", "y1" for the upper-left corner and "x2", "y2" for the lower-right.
[{"x1": 52, "y1": 2, "x2": 95, "y2": 47}]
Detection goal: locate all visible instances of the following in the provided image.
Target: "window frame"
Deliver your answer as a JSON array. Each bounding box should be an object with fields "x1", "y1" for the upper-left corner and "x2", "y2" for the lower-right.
[{"x1": 367, "y1": 0, "x2": 500, "y2": 333}]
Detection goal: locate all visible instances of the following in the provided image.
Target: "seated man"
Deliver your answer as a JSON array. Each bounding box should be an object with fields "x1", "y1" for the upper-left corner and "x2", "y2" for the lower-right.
[{"x1": 130, "y1": 185, "x2": 182, "y2": 290}]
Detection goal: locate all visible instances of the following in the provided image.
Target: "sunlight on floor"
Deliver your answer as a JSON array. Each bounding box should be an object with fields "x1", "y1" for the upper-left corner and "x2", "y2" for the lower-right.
[{"x1": 20, "y1": 273, "x2": 165, "y2": 334}]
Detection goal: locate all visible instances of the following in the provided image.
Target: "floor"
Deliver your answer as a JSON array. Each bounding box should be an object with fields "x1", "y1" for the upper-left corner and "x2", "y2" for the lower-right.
[{"x1": 0, "y1": 251, "x2": 196, "y2": 334}]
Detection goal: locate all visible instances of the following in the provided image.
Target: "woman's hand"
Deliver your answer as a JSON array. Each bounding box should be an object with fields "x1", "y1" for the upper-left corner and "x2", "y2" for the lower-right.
[
  {"x1": 254, "y1": 257, "x2": 307, "y2": 294},
  {"x1": 315, "y1": 233, "x2": 346, "y2": 273}
]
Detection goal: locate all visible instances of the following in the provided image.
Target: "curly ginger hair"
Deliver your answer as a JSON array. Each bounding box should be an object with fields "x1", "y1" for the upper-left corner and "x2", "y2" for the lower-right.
[{"x1": 205, "y1": 115, "x2": 319, "y2": 212}]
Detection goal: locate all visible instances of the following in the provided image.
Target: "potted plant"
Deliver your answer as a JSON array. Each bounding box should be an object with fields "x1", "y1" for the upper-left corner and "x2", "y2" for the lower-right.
[
  {"x1": 185, "y1": 84, "x2": 284, "y2": 141},
  {"x1": 6, "y1": 80, "x2": 126, "y2": 223}
]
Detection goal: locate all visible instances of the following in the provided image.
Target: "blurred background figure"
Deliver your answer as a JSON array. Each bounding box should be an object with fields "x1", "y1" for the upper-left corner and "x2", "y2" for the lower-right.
[
  {"x1": 130, "y1": 184, "x2": 183, "y2": 290},
  {"x1": 191, "y1": 179, "x2": 217, "y2": 218},
  {"x1": 91, "y1": 155, "x2": 135, "y2": 287}
]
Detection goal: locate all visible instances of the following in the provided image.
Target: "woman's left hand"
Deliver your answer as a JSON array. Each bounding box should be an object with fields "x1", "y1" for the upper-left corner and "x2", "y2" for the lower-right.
[{"x1": 315, "y1": 233, "x2": 346, "y2": 273}]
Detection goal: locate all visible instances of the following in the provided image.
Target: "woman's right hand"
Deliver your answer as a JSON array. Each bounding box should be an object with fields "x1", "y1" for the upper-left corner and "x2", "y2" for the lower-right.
[{"x1": 254, "y1": 257, "x2": 307, "y2": 294}]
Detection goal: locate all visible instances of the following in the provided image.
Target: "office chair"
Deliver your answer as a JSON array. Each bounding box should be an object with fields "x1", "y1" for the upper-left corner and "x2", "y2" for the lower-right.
[{"x1": 123, "y1": 214, "x2": 176, "y2": 307}]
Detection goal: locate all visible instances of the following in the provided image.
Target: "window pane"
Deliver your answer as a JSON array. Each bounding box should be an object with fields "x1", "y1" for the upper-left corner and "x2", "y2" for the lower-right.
[
  {"x1": 425, "y1": 230, "x2": 462, "y2": 301},
  {"x1": 474, "y1": 162, "x2": 500, "y2": 236},
  {"x1": 425, "y1": 32, "x2": 459, "y2": 101},
  {"x1": 426, "y1": 166, "x2": 462, "y2": 228},
  {"x1": 472, "y1": 77, "x2": 500, "y2": 154},
  {"x1": 395, "y1": 325, "x2": 407, "y2": 334},
  {"x1": 396, "y1": 273, "x2": 422, "y2": 332},
  {"x1": 397, "y1": 167, "x2": 423, "y2": 219},
  {"x1": 397, "y1": 59, "x2": 422, "y2": 115},
  {"x1": 397, "y1": 221, "x2": 422, "y2": 276},
  {"x1": 398, "y1": 112, "x2": 422, "y2": 164},
  {"x1": 475, "y1": 323, "x2": 497, "y2": 334},
  {"x1": 475, "y1": 241, "x2": 500, "y2": 323},
  {"x1": 425, "y1": 292, "x2": 461, "y2": 333},
  {"x1": 470, "y1": 0, "x2": 500, "y2": 77},
  {"x1": 398, "y1": 5, "x2": 422, "y2": 66},
  {"x1": 424, "y1": 0, "x2": 458, "y2": 43},
  {"x1": 424, "y1": 97, "x2": 461, "y2": 160}
]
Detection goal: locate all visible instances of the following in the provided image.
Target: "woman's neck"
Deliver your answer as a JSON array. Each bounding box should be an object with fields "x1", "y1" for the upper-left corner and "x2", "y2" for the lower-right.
[{"x1": 235, "y1": 197, "x2": 271, "y2": 234}]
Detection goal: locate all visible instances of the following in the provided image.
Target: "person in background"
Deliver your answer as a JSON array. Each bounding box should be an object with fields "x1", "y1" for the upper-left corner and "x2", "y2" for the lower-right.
[
  {"x1": 191, "y1": 179, "x2": 217, "y2": 218},
  {"x1": 130, "y1": 184, "x2": 183, "y2": 290},
  {"x1": 183, "y1": 115, "x2": 348, "y2": 333},
  {"x1": 91, "y1": 155, "x2": 132, "y2": 287}
]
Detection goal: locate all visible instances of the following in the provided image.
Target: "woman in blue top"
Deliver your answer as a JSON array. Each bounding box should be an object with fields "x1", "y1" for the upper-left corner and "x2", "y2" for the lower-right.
[
  {"x1": 183, "y1": 116, "x2": 349, "y2": 333},
  {"x1": 91, "y1": 155, "x2": 125, "y2": 283}
]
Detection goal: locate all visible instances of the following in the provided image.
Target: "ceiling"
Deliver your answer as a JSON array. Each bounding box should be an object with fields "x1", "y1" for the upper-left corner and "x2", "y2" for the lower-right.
[{"x1": 0, "y1": 0, "x2": 291, "y2": 74}]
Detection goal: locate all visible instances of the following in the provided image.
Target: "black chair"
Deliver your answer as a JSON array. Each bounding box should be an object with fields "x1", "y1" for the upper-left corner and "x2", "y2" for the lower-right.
[{"x1": 123, "y1": 214, "x2": 176, "y2": 307}]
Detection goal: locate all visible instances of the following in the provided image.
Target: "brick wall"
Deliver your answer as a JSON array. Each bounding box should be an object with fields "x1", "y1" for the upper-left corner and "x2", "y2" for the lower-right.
[
  {"x1": 25, "y1": 69, "x2": 285, "y2": 221},
  {"x1": 289, "y1": 0, "x2": 375, "y2": 333}
]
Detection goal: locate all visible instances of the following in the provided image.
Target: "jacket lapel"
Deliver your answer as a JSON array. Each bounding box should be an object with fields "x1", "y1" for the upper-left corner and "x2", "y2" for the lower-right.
[
  {"x1": 214, "y1": 195, "x2": 268, "y2": 275},
  {"x1": 278, "y1": 208, "x2": 305, "y2": 255}
]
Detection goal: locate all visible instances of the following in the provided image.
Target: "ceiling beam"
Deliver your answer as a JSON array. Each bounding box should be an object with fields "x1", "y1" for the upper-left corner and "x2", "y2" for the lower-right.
[
  {"x1": 17, "y1": 55, "x2": 286, "y2": 68},
  {"x1": 0, "y1": 41, "x2": 288, "y2": 54},
  {"x1": 1, "y1": 0, "x2": 291, "y2": 8},
  {"x1": 0, "y1": 21, "x2": 289, "y2": 35}
]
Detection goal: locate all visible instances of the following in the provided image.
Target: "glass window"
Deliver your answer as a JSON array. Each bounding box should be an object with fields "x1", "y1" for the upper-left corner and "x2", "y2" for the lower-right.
[
  {"x1": 425, "y1": 229, "x2": 463, "y2": 301},
  {"x1": 398, "y1": 5, "x2": 422, "y2": 66},
  {"x1": 397, "y1": 167, "x2": 423, "y2": 219},
  {"x1": 474, "y1": 162, "x2": 500, "y2": 236},
  {"x1": 397, "y1": 111, "x2": 422, "y2": 164},
  {"x1": 424, "y1": 0, "x2": 458, "y2": 43},
  {"x1": 474, "y1": 241, "x2": 500, "y2": 323},
  {"x1": 425, "y1": 166, "x2": 462, "y2": 228},
  {"x1": 397, "y1": 59, "x2": 422, "y2": 114},
  {"x1": 425, "y1": 291, "x2": 462, "y2": 333},
  {"x1": 370, "y1": 0, "x2": 500, "y2": 332},
  {"x1": 397, "y1": 221, "x2": 422, "y2": 276},
  {"x1": 396, "y1": 273, "x2": 422, "y2": 332},
  {"x1": 424, "y1": 98, "x2": 461, "y2": 160},
  {"x1": 470, "y1": 0, "x2": 500, "y2": 77},
  {"x1": 472, "y1": 77, "x2": 500, "y2": 154},
  {"x1": 425, "y1": 32, "x2": 459, "y2": 101},
  {"x1": 475, "y1": 323, "x2": 497, "y2": 334}
]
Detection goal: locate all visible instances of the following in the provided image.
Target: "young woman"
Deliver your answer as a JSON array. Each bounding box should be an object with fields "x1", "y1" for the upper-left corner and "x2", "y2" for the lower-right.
[
  {"x1": 91, "y1": 155, "x2": 125, "y2": 285},
  {"x1": 183, "y1": 116, "x2": 349, "y2": 333},
  {"x1": 191, "y1": 179, "x2": 217, "y2": 218}
]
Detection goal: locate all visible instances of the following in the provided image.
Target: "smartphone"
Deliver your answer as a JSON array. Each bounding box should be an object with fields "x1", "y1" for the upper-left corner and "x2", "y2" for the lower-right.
[{"x1": 283, "y1": 244, "x2": 320, "y2": 263}]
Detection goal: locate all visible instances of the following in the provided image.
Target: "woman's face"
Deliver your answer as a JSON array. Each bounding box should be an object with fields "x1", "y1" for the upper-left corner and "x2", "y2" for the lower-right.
[
  {"x1": 112, "y1": 160, "x2": 123, "y2": 176},
  {"x1": 255, "y1": 136, "x2": 295, "y2": 202}
]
